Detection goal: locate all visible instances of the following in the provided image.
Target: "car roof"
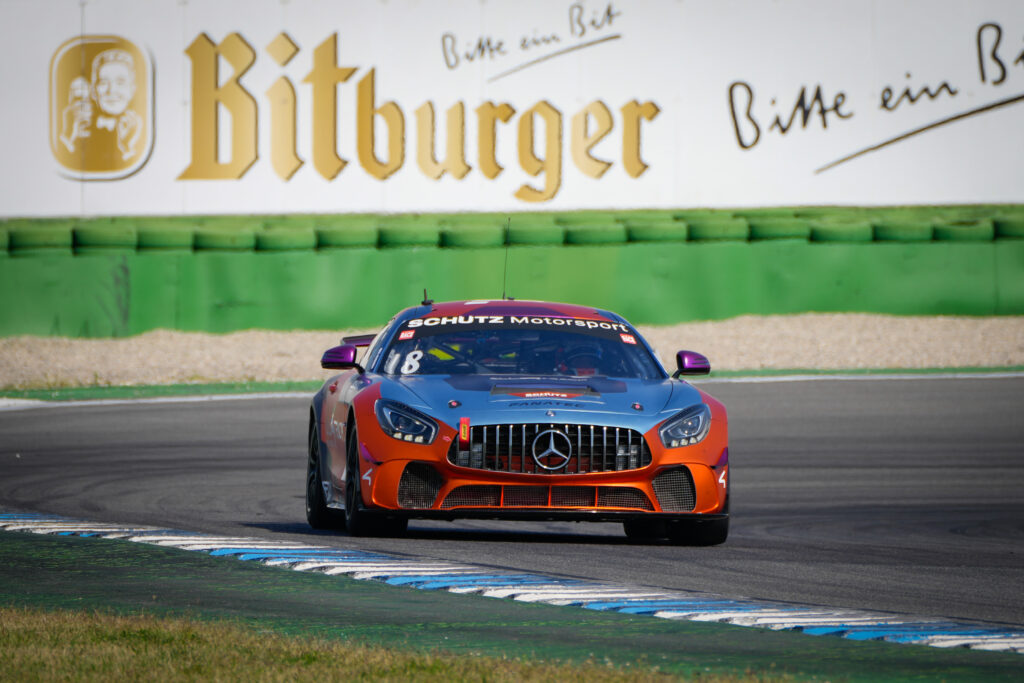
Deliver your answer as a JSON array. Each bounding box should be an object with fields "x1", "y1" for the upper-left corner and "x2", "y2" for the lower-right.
[{"x1": 396, "y1": 299, "x2": 626, "y2": 323}]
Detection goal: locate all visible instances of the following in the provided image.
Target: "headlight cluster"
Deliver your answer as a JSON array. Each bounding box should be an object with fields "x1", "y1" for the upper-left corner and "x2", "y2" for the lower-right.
[
  {"x1": 374, "y1": 400, "x2": 438, "y2": 444},
  {"x1": 659, "y1": 403, "x2": 711, "y2": 448}
]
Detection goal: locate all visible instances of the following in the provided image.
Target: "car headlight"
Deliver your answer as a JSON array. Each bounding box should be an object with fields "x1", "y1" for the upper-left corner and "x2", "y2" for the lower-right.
[
  {"x1": 659, "y1": 404, "x2": 711, "y2": 448},
  {"x1": 374, "y1": 400, "x2": 438, "y2": 444}
]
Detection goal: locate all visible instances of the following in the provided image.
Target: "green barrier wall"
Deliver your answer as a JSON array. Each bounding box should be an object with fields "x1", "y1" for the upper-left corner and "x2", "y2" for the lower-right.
[{"x1": 1, "y1": 238, "x2": 1021, "y2": 337}]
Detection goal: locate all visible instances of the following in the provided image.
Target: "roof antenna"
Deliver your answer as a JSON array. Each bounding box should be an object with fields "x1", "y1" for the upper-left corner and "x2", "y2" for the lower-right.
[
  {"x1": 501, "y1": 217, "x2": 513, "y2": 300},
  {"x1": 421, "y1": 288, "x2": 433, "y2": 306}
]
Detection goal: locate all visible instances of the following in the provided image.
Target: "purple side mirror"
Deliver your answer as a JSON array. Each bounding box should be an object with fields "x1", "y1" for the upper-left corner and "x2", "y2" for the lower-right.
[
  {"x1": 321, "y1": 344, "x2": 363, "y2": 372},
  {"x1": 673, "y1": 350, "x2": 711, "y2": 378}
]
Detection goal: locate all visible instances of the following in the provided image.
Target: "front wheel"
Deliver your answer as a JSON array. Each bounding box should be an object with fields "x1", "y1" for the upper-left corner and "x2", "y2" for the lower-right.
[
  {"x1": 622, "y1": 519, "x2": 667, "y2": 541},
  {"x1": 344, "y1": 425, "x2": 407, "y2": 537},
  {"x1": 668, "y1": 491, "x2": 729, "y2": 546},
  {"x1": 666, "y1": 517, "x2": 729, "y2": 546},
  {"x1": 306, "y1": 419, "x2": 344, "y2": 530}
]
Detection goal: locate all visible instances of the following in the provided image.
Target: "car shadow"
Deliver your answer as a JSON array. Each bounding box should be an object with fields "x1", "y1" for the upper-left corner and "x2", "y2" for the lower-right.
[{"x1": 241, "y1": 521, "x2": 677, "y2": 546}]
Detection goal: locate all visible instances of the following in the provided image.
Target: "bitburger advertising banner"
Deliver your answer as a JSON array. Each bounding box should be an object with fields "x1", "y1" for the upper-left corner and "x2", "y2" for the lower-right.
[{"x1": 1, "y1": 0, "x2": 1022, "y2": 216}]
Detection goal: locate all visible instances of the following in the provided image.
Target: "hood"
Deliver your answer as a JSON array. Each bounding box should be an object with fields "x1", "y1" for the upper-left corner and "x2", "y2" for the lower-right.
[{"x1": 380, "y1": 374, "x2": 704, "y2": 433}]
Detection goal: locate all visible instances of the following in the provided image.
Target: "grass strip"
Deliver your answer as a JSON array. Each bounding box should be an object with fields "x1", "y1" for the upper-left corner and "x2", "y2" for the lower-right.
[
  {"x1": 0, "y1": 531, "x2": 1019, "y2": 681},
  {"x1": 0, "y1": 607, "x2": 696, "y2": 683},
  {"x1": 2, "y1": 367, "x2": 1022, "y2": 402}
]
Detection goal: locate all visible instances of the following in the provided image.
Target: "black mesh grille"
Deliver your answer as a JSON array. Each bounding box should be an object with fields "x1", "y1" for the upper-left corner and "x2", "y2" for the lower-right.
[
  {"x1": 397, "y1": 462, "x2": 444, "y2": 509},
  {"x1": 597, "y1": 486, "x2": 655, "y2": 510},
  {"x1": 652, "y1": 467, "x2": 697, "y2": 512},
  {"x1": 551, "y1": 486, "x2": 596, "y2": 507},
  {"x1": 439, "y1": 484, "x2": 653, "y2": 510},
  {"x1": 447, "y1": 423, "x2": 652, "y2": 474},
  {"x1": 441, "y1": 485, "x2": 501, "y2": 509},
  {"x1": 502, "y1": 486, "x2": 549, "y2": 507}
]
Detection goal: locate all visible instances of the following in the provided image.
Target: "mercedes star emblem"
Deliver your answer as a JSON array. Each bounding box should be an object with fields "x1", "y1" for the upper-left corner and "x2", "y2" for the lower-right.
[{"x1": 531, "y1": 429, "x2": 573, "y2": 471}]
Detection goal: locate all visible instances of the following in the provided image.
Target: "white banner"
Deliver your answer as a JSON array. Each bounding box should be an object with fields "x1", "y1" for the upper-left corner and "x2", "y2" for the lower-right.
[{"x1": 1, "y1": 0, "x2": 1023, "y2": 217}]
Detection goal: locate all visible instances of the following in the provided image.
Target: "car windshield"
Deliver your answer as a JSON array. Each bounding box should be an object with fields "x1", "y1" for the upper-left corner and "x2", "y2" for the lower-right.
[{"x1": 380, "y1": 319, "x2": 664, "y2": 380}]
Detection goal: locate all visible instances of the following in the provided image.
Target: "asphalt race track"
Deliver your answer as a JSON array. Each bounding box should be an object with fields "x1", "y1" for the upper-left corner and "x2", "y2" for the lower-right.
[{"x1": 1, "y1": 377, "x2": 1022, "y2": 626}]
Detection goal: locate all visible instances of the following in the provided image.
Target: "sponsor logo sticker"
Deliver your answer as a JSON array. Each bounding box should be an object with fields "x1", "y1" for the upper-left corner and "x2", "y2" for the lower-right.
[
  {"x1": 620, "y1": 333, "x2": 637, "y2": 344},
  {"x1": 398, "y1": 329, "x2": 415, "y2": 340}
]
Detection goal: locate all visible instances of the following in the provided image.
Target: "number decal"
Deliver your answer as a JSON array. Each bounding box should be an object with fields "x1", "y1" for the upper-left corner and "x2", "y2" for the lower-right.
[
  {"x1": 718, "y1": 469, "x2": 727, "y2": 488},
  {"x1": 401, "y1": 350, "x2": 424, "y2": 374}
]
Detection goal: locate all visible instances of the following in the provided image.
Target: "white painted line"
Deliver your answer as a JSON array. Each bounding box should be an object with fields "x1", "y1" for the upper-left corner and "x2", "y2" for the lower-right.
[
  {"x1": 0, "y1": 399, "x2": 47, "y2": 411},
  {"x1": 763, "y1": 616, "x2": 909, "y2": 628},
  {"x1": 476, "y1": 584, "x2": 582, "y2": 598},
  {"x1": 971, "y1": 640, "x2": 1024, "y2": 651},
  {"x1": 533, "y1": 593, "x2": 676, "y2": 605},
  {"x1": 350, "y1": 569, "x2": 482, "y2": 579},
  {"x1": 318, "y1": 563, "x2": 471, "y2": 575},
  {"x1": 689, "y1": 609, "x2": 816, "y2": 623},
  {"x1": 925, "y1": 635, "x2": 1024, "y2": 648}
]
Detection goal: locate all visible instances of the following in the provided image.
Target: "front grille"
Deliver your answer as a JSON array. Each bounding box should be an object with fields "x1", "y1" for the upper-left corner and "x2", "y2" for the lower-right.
[
  {"x1": 502, "y1": 486, "x2": 548, "y2": 507},
  {"x1": 598, "y1": 487, "x2": 655, "y2": 510},
  {"x1": 440, "y1": 485, "x2": 500, "y2": 509},
  {"x1": 447, "y1": 423, "x2": 652, "y2": 474},
  {"x1": 440, "y1": 484, "x2": 653, "y2": 510},
  {"x1": 551, "y1": 486, "x2": 595, "y2": 507},
  {"x1": 397, "y1": 462, "x2": 444, "y2": 509},
  {"x1": 652, "y1": 467, "x2": 697, "y2": 512}
]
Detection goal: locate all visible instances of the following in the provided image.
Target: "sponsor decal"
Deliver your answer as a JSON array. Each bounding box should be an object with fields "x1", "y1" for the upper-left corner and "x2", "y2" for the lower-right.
[
  {"x1": 491, "y1": 385, "x2": 599, "y2": 399},
  {"x1": 508, "y1": 400, "x2": 585, "y2": 408},
  {"x1": 398, "y1": 329, "x2": 415, "y2": 340},
  {"x1": 407, "y1": 314, "x2": 629, "y2": 332},
  {"x1": 459, "y1": 416, "x2": 470, "y2": 445},
  {"x1": 50, "y1": 35, "x2": 153, "y2": 179},
  {"x1": 620, "y1": 333, "x2": 636, "y2": 344}
]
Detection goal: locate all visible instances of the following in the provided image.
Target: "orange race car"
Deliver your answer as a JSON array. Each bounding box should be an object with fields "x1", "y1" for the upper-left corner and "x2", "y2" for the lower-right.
[{"x1": 306, "y1": 298, "x2": 729, "y2": 544}]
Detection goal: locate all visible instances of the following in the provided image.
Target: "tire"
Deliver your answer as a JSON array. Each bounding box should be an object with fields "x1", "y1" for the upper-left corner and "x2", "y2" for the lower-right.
[
  {"x1": 666, "y1": 495, "x2": 729, "y2": 546},
  {"x1": 306, "y1": 418, "x2": 344, "y2": 530},
  {"x1": 194, "y1": 229, "x2": 256, "y2": 250},
  {"x1": 666, "y1": 517, "x2": 729, "y2": 546},
  {"x1": 809, "y1": 221, "x2": 873, "y2": 243},
  {"x1": 344, "y1": 425, "x2": 408, "y2": 537},
  {"x1": 256, "y1": 228, "x2": 317, "y2": 251},
  {"x1": 622, "y1": 519, "x2": 667, "y2": 541}
]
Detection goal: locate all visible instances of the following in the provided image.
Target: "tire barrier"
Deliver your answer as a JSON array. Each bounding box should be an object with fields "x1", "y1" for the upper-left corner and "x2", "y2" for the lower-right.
[
  {"x1": 748, "y1": 217, "x2": 811, "y2": 241},
  {"x1": 316, "y1": 225, "x2": 378, "y2": 249},
  {"x1": 506, "y1": 220, "x2": 564, "y2": 245},
  {"x1": 564, "y1": 222, "x2": 628, "y2": 245},
  {"x1": 377, "y1": 222, "x2": 441, "y2": 248},
  {"x1": 137, "y1": 227, "x2": 195, "y2": 250},
  {"x1": 2, "y1": 206, "x2": 1022, "y2": 336},
  {"x1": 809, "y1": 221, "x2": 874, "y2": 243},
  {"x1": 624, "y1": 219, "x2": 688, "y2": 243},
  {"x1": 686, "y1": 217, "x2": 749, "y2": 241},
  {"x1": 255, "y1": 228, "x2": 318, "y2": 251},
  {"x1": 872, "y1": 220, "x2": 934, "y2": 242},
  {"x1": 994, "y1": 215, "x2": 1024, "y2": 239},
  {"x1": 193, "y1": 229, "x2": 256, "y2": 250},
  {"x1": 73, "y1": 225, "x2": 137, "y2": 254},
  {"x1": 8, "y1": 226, "x2": 73, "y2": 257},
  {"x1": 933, "y1": 220, "x2": 996, "y2": 242},
  {"x1": 440, "y1": 221, "x2": 507, "y2": 248}
]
